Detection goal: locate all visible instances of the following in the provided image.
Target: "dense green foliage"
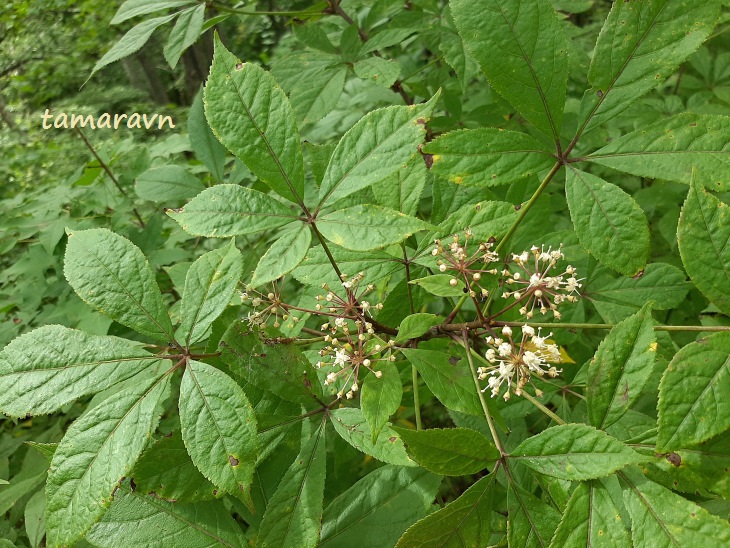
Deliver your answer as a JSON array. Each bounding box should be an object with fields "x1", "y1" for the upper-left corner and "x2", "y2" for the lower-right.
[{"x1": 2, "y1": 0, "x2": 730, "y2": 546}]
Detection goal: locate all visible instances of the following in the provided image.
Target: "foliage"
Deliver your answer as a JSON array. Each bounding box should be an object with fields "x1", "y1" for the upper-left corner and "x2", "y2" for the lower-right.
[{"x1": 2, "y1": 0, "x2": 730, "y2": 546}]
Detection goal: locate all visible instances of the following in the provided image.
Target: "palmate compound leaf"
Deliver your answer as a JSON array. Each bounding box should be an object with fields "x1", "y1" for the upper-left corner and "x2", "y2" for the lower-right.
[
  {"x1": 587, "y1": 113, "x2": 730, "y2": 192},
  {"x1": 64, "y1": 228, "x2": 174, "y2": 342},
  {"x1": 677, "y1": 175, "x2": 730, "y2": 315},
  {"x1": 577, "y1": 0, "x2": 721, "y2": 136},
  {"x1": 549, "y1": 477, "x2": 631, "y2": 548},
  {"x1": 315, "y1": 205, "x2": 435, "y2": 252},
  {"x1": 393, "y1": 427, "x2": 499, "y2": 476},
  {"x1": 622, "y1": 468, "x2": 730, "y2": 547},
  {"x1": 511, "y1": 424, "x2": 647, "y2": 481},
  {"x1": 86, "y1": 482, "x2": 244, "y2": 548},
  {"x1": 422, "y1": 128, "x2": 556, "y2": 187},
  {"x1": 450, "y1": 0, "x2": 568, "y2": 141},
  {"x1": 316, "y1": 93, "x2": 439, "y2": 208},
  {"x1": 176, "y1": 240, "x2": 243, "y2": 346},
  {"x1": 166, "y1": 184, "x2": 299, "y2": 238},
  {"x1": 179, "y1": 360, "x2": 258, "y2": 500},
  {"x1": 657, "y1": 332, "x2": 730, "y2": 452},
  {"x1": 205, "y1": 36, "x2": 305, "y2": 206},
  {"x1": 395, "y1": 473, "x2": 495, "y2": 548},
  {"x1": 0, "y1": 325, "x2": 160, "y2": 418},
  {"x1": 45, "y1": 371, "x2": 172, "y2": 547},
  {"x1": 565, "y1": 168, "x2": 650, "y2": 276},
  {"x1": 319, "y1": 465, "x2": 442, "y2": 548},
  {"x1": 257, "y1": 421, "x2": 326, "y2": 548},
  {"x1": 586, "y1": 303, "x2": 657, "y2": 430}
]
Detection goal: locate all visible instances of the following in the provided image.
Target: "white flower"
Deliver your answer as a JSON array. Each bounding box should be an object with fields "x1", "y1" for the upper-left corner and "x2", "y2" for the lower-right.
[{"x1": 334, "y1": 348, "x2": 350, "y2": 367}]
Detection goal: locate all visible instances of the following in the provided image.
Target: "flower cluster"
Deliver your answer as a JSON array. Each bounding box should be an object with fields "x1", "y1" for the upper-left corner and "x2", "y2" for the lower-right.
[
  {"x1": 316, "y1": 272, "x2": 383, "y2": 321},
  {"x1": 240, "y1": 283, "x2": 294, "y2": 329},
  {"x1": 431, "y1": 229, "x2": 500, "y2": 298},
  {"x1": 315, "y1": 320, "x2": 396, "y2": 399},
  {"x1": 501, "y1": 245, "x2": 582, "y2": 319},
  {"x1": 477, "y1": 325, "x2": 562, "y2": 400}
]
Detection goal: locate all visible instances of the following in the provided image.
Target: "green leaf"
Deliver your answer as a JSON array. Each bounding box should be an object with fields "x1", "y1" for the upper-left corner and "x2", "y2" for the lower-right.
[
  {"x1": 251, "y1": 223, "x2": 311, "y2": 286},
  {"x1": 586, "y1": 303, "x2": 657, "y2": 429},
  {"x1": 565, "y1": 168, "x2": 649, "y2": 276},
  {"x1": 401, "y1": 348, "x2": 490, "y2": 418},
  {"x1": 393, "y1": 427, "x2": 499, "y2": 476},
  {"x1": 86, "y1": 483, "x2": 243, "y2": 547},
  {"x1": 132, "y1": 431, "x2": 217, "y2": 503},
  {"x1": 111, "y1": 0, "x2": 194, "y2": 24},
  {"x1": 135, "y1": 166, "x2": 205, "y2": 203},
  {"x1": 189, "y1": 90, "x2": 226, "y2": 182},
  {"x1": 89, "y1": 15, "x2": 176, "y2": 80},
  {"x1": 588, "y1": 263, "x2": 690, "y2": 321},
  {"x1": 354, "y1": 57, "x2": 401, "y2": 88},
  {"x1": 177, "y1": 241, "x2": 242, "y2": 346},
  {"x1": 435, "y1": 200, "x2": 518, "y2": 241},
  {"x1": 293, "y1": 244, "x2": 401, "y2": 288},
  {"x1": 320, "y1": 465, "x2": 441, "y2": 548},
  {"x1": 362, "y1": 360, "x2": 402, "y2": 444},
  {"x1": 451, "y1": 0, "x2": 568, "y2": 140},
  {"x1": 24, "y1": 490, "x2": 45, "y2": 548},
  {"x1": 644, "y1": 432, "x2": 730, "y2": 500},
  {"x1": 549, "y1": 479, "x2": 631, "y2": 548},
  {"x1": 578, "y1": 1, "x2": 720, "y2": 135},
  {"x1": 372, "y1": 155, "x2": 427, "y2": 217},
  {"x1": 164, "y1": 4, "x2": 205, "y2": 68},
  {"x1": 205, "y1": 36, "x2": 305, "y2": 205},
  {"x1": 439, "y1": 29, "x2": 480, "y2": 93},
  {"x1": 657, "y1": 333, "x2": 730, "y2": 452},
  {"x1": 395, "y1": 314, "x2": 442, "y2": 343},
  {"x1": 45, "y1": 373, "x2": 171, "y2": 546},
  {"x1": 587, "y1": 114, "x2": 730, "y2": 192},
  {"x1": 316, "y1": 205, "x2": 434, "y2": 251},
  {"x1": 508, "y1": 483, "x2": 561, "y2": 548},
  {"x1": 0, "y1": 472, "x2": 46, "y2": 516},
  {"x1": 512, "y1": 424, "x2": 646, "y2": 481},
  {"x1": 395, "y1": 473, "x2": 494, "y2": 548},
  {"x1": 272, "y1": 53, "x2": 345, "y2": 125},
  {"x1": 329, "y1": 408, "x2": 415, "y2": 467},
  {"x1": 257, "y1": 423, "x2": 326, "y2": 548},
  {"x1": 317, "y1": 94, "x2": 439, "y2": 207},
  {"x1": 423, "y1": 129, "x2": 555, "y2": 187},
  {"x1": 622, "y1": 469, "x2": 730, "y2": 547},
  {"x1": 219, "y1": 323, "x2": 324, "y2": 406},
  {"x1": 409, "y1": 274, "x2": 466, "y2": 298},
  {"x1": 0, "y1": 325, "x2": 160, "y2": 417},
  {"x1": 179, "y1": 360, "x2": 258, "y2": 497},
  {"x1": 166, "y1": 184, "x2": 298, "y2": 237},
  {"x1": 677, "y1": 176, "x2": 730, "y2": 315},
  {"x1": 64, "y1": 228, "x2": 174, "y2": 341}
]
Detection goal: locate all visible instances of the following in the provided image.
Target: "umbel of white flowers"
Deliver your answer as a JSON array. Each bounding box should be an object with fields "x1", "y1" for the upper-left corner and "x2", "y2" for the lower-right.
[
  {"x1": 478, "y1": 325, "x2": 562, "y2": 400},
  {"x1": 502, "y1": 245, "x2": 582, "y2": 319}
]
